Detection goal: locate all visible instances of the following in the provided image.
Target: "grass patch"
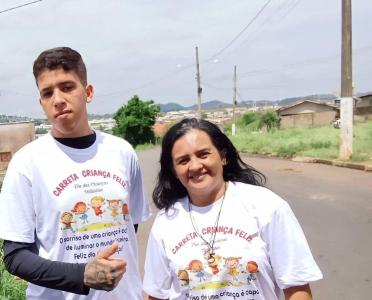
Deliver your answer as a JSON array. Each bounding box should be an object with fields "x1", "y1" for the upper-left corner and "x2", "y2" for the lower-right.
[
  {"x1": 0, "y1": 240, "x2": 27, "y2": 300},
  {"x1": 135, "y1": 142, "x2": 159, "y2": 151},
  {"x1": 228, "y1": 120, "x2": 372, "y2": 162}
]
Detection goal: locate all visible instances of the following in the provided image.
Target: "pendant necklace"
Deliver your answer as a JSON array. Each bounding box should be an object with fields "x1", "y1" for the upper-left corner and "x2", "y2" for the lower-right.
[{"x1": 188, "y1": 182, "x2": 227, "y2": 264}]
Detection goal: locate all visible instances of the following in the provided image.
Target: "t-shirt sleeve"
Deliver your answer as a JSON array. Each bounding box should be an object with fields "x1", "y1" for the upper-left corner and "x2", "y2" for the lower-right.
[
  {"x1": 260, "y1": 199, "x2": 323, "y2": 289},
  {"x1": 143, "y1": 221, "x2": 174, "y2": 299},
  {"x1": 0, "y1": 158, "x2": 36, "y2": 243},
  {"x1": 127, "y1": 151, "x2": 151, "y2": 224}
]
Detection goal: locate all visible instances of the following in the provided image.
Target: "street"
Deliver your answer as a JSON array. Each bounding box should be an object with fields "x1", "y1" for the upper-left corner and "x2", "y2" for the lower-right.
[{"x1": 136, "y1": 147, "x2": 372, "y2": 300}]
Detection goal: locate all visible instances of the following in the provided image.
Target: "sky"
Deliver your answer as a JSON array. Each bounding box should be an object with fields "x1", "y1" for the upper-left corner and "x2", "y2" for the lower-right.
[{"x1": 0, "y1": 0, "x2": 371, "y2": 118}]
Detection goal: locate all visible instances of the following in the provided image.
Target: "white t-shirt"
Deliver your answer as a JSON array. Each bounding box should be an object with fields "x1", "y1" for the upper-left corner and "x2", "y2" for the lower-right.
[
  {"x1": 143, "y1": 181, "x2": 322, "y2": 300},
  {"x1": 0, "y1": 131, "x2": 151, "y2": 300}
]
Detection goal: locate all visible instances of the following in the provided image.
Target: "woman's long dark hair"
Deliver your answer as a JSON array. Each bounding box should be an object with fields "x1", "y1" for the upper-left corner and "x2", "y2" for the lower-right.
[{"x1": 153, "y1": 118, "x2": 266, "y2": 210}]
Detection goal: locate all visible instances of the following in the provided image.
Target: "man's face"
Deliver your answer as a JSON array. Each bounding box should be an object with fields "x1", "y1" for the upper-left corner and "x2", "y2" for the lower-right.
[{"x1": 37, "y1": 68, "x2": 93, "y2": 138}]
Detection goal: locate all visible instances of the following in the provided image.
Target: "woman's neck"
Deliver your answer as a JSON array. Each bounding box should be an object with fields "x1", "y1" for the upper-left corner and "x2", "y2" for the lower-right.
[{"x1": 189, "y1": 181, "x2": 227, "y2": 207}]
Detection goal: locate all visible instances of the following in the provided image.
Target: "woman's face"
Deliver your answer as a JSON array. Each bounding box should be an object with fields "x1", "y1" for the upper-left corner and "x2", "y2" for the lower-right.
[{"x1": 171, "y1": 129, "x2": 225, "y2": 205}]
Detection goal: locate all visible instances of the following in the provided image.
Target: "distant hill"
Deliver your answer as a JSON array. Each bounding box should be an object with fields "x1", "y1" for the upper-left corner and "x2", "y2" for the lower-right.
[
  {"x1": 159, "y1": 102, "x2": 185, "y2": 112},
  {"x1": 158, "y1": 94, "x2": 339, "y2": 112},
  {"x1": 186, "y1": 100, "x2": 231, "y2": 111}
]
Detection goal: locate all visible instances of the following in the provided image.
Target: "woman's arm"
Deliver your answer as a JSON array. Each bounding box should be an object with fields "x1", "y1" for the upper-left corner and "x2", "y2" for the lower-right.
[{"x1": 283, "y1": 284, "x2": 313, "y2": 300}]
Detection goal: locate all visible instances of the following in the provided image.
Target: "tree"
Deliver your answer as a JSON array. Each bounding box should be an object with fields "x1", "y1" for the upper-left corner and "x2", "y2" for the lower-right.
[
  {"x1": 258, "y1": 111, "x2": 280, "y2": 131},
  {"x1": 241, "y1": 112, "x2": 258, "y2": 125},
  {"x1": 113, "y1": 95, "x2": 160, "y2": 147}
]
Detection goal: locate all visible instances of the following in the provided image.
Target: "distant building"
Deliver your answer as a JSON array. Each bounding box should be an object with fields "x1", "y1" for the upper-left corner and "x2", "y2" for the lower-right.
[
  {"x1": 354, "y1": 93, "x2": 372, "y2": 119},
  {"x1": 152, "y1": 122, "x2": 168, "y2": 137},
  {"x1": 89, "y1": 118, "x2": 116, "y2": 132},
  {"x1": 0, "y1": 122, "x2": 35, "y2": 171},
  {"x1": 277, "y1": 100, "x2": 339, "y2": 129}
]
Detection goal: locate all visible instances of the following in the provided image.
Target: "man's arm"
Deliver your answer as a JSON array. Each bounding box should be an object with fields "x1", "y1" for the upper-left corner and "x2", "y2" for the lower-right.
[
  {"x1": 3, "y1": 240, "x2": 126, "y2": 294},
  {"x1": 148, "y1": 296, "x2": 168, "y2": 300},
  {"x1": 3, "y1": 240, "x2": 89, "y2": 294},
  {"x1": 283, "y1": 284, "x2": 313, "y2": 300}
]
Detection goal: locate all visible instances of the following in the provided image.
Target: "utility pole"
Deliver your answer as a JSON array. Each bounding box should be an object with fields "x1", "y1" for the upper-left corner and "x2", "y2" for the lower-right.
[
  {"x1": 232, "y1": 65, "x2": 237, "y2": 136},
  {"x1": 195, "y1": 46, "x2": 202, "y2": 118},
  {"x1": 339, "y1": 0, "x2": 353, "y2": 160}
]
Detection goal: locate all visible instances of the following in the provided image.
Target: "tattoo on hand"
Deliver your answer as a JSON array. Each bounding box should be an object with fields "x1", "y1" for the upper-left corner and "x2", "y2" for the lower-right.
[{"x1": 83, "y1": 260, "x2": 124, "y2": 291}]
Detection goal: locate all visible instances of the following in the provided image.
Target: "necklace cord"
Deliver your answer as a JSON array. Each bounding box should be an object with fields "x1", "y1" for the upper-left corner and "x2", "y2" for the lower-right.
[{"x1": 188, "y1": 182, "x2": 227, "y2": 255}]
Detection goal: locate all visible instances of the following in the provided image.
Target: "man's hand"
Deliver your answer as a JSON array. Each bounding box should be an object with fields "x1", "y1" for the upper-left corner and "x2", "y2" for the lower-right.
[{"x1": 83, "y1": 241, "x2": 126, "y2": 291}]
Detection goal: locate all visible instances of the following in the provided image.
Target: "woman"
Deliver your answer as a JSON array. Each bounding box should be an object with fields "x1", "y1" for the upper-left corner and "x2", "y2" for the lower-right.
[{"x1": 143, "y1": 118, "x2": 322, "y2": 300}]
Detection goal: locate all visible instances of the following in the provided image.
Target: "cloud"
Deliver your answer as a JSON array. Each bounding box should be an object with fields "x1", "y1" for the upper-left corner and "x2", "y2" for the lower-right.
[{"x1": 0, "y1": 0, "x2": 371, "y2": 117}]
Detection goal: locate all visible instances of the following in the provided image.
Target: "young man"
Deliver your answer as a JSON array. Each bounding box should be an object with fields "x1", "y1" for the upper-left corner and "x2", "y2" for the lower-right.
[{"x1": 0, "y1": 47, "x2": 151, "y2": 299}]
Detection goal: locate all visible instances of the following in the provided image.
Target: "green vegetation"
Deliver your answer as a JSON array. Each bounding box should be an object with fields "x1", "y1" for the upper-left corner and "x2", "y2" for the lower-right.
[
  {"x1": 227, "y1": 112, "x2": 372, "y2": 162},
  {"x1": 135, "y1": 142, "x2": 160, "y2": 151},
  {"x1": 0, "y1": 240, "x2": 27, "y2": 300},
  {"x1": 113, "y1": 95, "x2": 160, "y2": 148},
  {"x1": 35, "y1": 127, "x2": 48, "y2": 135}
]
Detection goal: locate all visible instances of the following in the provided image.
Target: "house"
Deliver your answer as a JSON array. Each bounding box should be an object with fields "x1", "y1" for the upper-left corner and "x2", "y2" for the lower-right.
[
  {"x1": 0, "y1": 121, "x2": 35, "y2": 171},
  {"x1": 354, "y1": 92, "x2": 372, "y2": 119},
  {"x1": 152, "y1": 122, "x2": 168, "y2": 137},
  {"x1": 277, "y1": 100, "x2": 339, "y2": 129}
]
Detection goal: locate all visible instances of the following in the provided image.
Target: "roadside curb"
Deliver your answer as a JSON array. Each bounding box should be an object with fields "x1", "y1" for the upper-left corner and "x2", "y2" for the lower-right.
[
  {"x1": 292, "y1": 157, "x2": 372, "y2": 172},
  {"x1": 240, "y1": 153, "x2": 372, "y2": 172},
  {"x1": 293, "y1": 157, "x2": 372, "y2": 172}
]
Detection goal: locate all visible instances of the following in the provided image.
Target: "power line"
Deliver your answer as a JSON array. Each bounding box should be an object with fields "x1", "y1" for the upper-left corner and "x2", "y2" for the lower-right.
[
  {"x1": 204, "y1": 0, "x2": 272, "y2": 62},
  {"x1": 206, "y1": 0, "x2": 302, "y2": 64},
  {"x1": 236, "y1": 0, "x2": 302, "y2": 49},
  {"x1": 0, "y1": 0, "x2": 42, "y2": 14},
  {"x1": 205, "y1": 45, "x2": 372, "y2": 82}
]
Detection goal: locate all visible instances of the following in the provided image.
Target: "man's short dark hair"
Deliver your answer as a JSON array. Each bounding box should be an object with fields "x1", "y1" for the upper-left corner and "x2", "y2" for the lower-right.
[{"x1": 33, "y1": 47, "x2": 87, "y2": 85}]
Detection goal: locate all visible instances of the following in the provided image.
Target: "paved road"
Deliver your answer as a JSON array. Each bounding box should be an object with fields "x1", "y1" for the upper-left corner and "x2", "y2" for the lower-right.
[{"x1": 136, "y1": 148, "x2": 372, "y2": 300}]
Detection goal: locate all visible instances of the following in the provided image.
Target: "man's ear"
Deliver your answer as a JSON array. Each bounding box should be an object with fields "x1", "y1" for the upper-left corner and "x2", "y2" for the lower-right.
[{"x1": 85, "y1": 84, "x2": 94, "y2": 103}]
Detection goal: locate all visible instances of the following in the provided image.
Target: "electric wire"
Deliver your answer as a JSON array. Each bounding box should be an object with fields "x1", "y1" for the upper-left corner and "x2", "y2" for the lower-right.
[
  {"x1": 203, "y1": 0, "x2": 273, "y2": 63},
  {"x1": 0, "y1": 0, "x2": 42, "y2": 14}
]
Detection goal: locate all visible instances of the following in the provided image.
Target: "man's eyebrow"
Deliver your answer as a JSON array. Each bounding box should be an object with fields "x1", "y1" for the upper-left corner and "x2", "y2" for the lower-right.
[
  {"x1": 40, "y1": 80, "x2": 75, "y2": 93},
  {"x1": 40, "y1": 86, "x2": 52, "y2": 94}
]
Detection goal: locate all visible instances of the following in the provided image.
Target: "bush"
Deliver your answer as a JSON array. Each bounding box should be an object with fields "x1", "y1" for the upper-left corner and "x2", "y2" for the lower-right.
[
  {"x1": 0, "y1": 240, "x2": 27, "y2": 299},
  {"x1": 241, "y1": 112, "x2": 258, "y2": 125},
  {"x1": 258, "y1": 111, "x2": 280, "y2": 131}
]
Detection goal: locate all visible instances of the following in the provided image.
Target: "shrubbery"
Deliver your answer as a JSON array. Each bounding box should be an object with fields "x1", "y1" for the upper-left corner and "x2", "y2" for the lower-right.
[{"x1": 0, "y1": 239, "x2": 27, "y2": 299}]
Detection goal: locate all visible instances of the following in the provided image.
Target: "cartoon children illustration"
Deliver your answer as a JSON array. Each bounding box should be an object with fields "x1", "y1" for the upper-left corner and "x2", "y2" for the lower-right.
[
  {"x1": 224, "y1": 256, "x2": 242, "y2": 282},
  {"x1": 122, "y1": 203, "x2": 129, "y2": 221},
  {"x1": 107, "y1": 199, "x2": 122, "y2": 224},
  {"x1": 187, "y1": 260, "x2": 206, "y2": 282},
  {"x1": 177, "y1": 269, "x2": 190, "y2": 287},
  {"x1": 203, "y1": 248, "x2": 222, "y2": 275},
  {"x1": 71, "y1": 201, "x2": 89, "y2": 224},
  {"x1": 60, "y1": 212, "x2": 75, "y2": 233},
  {"x1": 90, "y1": 196, "x2": 105, "y2": 217},
  {"x1": 246, "y1": 261, "x2": 259, "y2": 284}
]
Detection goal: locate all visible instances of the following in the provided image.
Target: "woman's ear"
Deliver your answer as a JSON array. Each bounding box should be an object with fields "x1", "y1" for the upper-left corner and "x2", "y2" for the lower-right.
[{"x1": 221, "y1": 150, "x2": 227, "y2": 165}]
